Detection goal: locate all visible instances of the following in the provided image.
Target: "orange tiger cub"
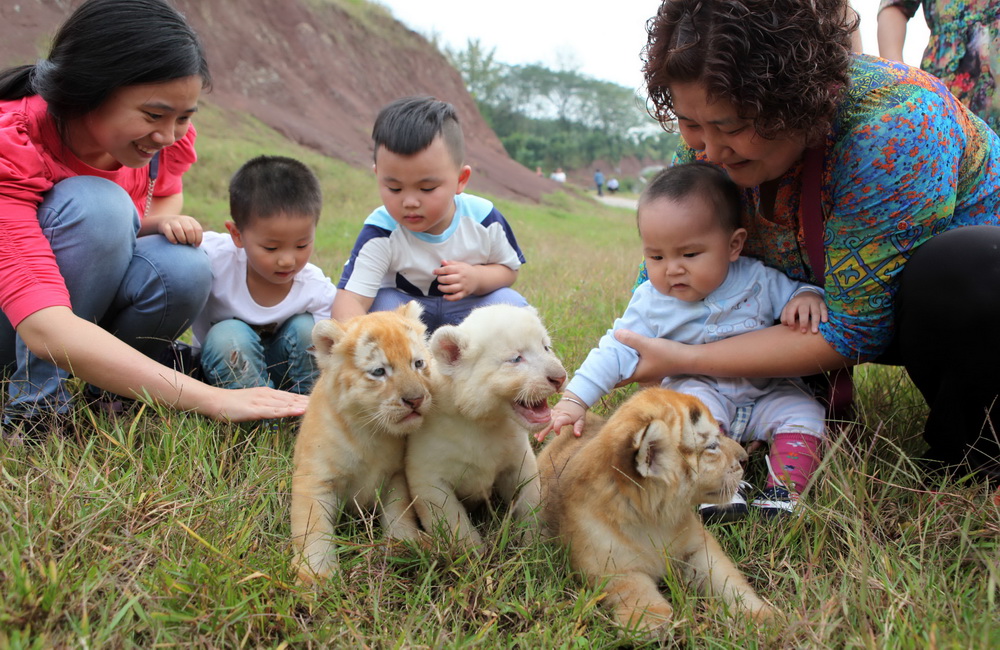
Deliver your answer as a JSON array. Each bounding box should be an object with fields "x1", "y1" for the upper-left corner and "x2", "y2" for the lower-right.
[
  {"x1": 290, "y1": 302, "x2": 432, "y2": 583},
  {"x1": 538, "y1": 388, "x2": 776, "y2": 635}
]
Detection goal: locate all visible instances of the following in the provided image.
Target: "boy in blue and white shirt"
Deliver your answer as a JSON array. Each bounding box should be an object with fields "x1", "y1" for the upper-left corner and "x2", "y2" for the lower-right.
[
  {"x1": 538, "y1": 163, "x2": 829, "y2": 520},
  {"x1": 333, "y1": 96, "x2": 527, "y2": 331}
]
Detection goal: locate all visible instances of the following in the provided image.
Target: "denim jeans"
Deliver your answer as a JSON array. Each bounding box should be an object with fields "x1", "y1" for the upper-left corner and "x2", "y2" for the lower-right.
[
  {"x1": 199, "y1": 313, "x2": 318, "y2": 395},
  {"x1": 0, "y1": 176, "x2": 212, "y2": 417},
  {"x1": 370, "y1": 287, "x2": 529, "y2": 332}
]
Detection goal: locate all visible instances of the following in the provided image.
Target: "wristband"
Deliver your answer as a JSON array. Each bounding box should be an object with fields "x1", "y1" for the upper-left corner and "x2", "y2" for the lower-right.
[{"x1": 560, "y1": 395, "x2": 588, "y2": 410}]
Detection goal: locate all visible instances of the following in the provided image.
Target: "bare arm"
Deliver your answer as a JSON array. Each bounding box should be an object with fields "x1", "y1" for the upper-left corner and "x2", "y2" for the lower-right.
[
  {"x1": 613, "y1": 324, "x2": 854, "y2": 387},
  {"x1": 877, "y1": 5, "x2": 909, "y2": 62},
  {"x1": 331, "y1": 289, "x2": 373, "y2": 322},
  {"x1": 846, "y1": 3, "x2": 863, "y2": 52},
  {"x1": 17, "y1": 306, "x2": 308, "y2": 421}
]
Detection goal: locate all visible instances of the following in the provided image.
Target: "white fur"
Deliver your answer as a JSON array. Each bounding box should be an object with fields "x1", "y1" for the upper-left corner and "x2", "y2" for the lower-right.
[{"x1": 406, "y1": 305, "x2": 567, "y2": 549}]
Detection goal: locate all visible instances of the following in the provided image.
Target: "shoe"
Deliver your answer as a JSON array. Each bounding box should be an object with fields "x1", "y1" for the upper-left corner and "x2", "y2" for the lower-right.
[
  {"x1": 84, "y1": 389, "x2": 138, "y2": 420},
  {"x1": 750, "y1": 455, "x2": 802, "y2": 517},
  {"x1": 750, "y1": 486, "x2": 800, "y2": 517},
  {"x1": 699, "y1": 481, "x2": 750, "y2": 523},
  {"x1": 2, "y1": 411, "x2": 75, "y2": 445}
]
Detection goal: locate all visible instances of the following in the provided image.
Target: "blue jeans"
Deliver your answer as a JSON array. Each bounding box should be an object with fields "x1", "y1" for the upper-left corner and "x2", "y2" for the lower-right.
[
  {"x1": 370, "y1": 287, "x2": 529, "y2": 332},
  {"x1": 199, "y1": 314, "x2": 318, "y2": 395},
  {"x1": 0, "y1": 176, "x2": 211, "y2": 417}
]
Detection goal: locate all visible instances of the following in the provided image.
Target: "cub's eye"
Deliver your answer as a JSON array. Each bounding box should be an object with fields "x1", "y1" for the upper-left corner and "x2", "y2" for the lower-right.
[
  {"x1": 369, "y1": 367, "x2": 387, "y2": 378},
  {"x1": 414, "y1": 359, "x2": 425, "y2": 369},
  {"x1": 508, "y1": 355, "x2": 523, "y2": 364}
]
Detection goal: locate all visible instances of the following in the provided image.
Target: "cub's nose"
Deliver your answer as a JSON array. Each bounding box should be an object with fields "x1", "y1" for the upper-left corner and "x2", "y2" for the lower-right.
[
  {"x1": 548, "y1": 372, "x2": 567, "y2": 391},
  {"x1": 402, "y1": 395, "x2": 424, "y2": 410}
]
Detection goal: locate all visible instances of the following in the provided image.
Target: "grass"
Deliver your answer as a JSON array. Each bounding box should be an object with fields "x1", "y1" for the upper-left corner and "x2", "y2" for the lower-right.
[{"x1": 2, "y1": 105, "x2": 999, "y2": 648}]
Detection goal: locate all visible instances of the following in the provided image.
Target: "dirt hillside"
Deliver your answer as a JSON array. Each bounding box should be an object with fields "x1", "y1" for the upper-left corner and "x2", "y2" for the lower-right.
[{"x1": 0, "y1": 0, "x2": 555, "y2": 201}]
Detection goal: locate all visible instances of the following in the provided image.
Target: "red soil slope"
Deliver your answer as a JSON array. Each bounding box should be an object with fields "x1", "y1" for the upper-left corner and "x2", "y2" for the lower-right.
[{"x1": 0, "y1": 0, "x2": 554, "y2": 201}]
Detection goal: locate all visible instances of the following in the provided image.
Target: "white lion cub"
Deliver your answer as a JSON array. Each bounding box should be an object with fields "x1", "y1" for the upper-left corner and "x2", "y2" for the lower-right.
[{"x1": 406, "y1": 304, "x2": 566, "y2": 549}]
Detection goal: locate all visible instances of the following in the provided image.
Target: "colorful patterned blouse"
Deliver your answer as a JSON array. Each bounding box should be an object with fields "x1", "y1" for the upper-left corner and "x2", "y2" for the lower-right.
[
  {"x1": 879, "y1": 0, "x2": 1000, "y2": 132},
  {"x1": 637, "y1": 54, "x2": 1000, "y2": 362}
]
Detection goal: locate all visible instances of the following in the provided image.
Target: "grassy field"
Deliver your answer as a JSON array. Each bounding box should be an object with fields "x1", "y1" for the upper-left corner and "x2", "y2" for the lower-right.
[{"x1": 1, "y1": 104, "x2": 998, "y2": 648}]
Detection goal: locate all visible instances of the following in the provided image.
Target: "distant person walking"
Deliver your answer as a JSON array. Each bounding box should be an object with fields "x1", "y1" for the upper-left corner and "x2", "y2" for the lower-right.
[
  {"x1": 594, "y1": 169, "x2": 605, "y2": 196},
  {"x1": 878, "y1": 0, "x2": 1000, "y2": 133}
]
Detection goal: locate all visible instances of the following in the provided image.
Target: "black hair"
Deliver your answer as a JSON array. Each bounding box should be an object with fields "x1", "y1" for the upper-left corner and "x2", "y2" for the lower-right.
[
  {"x1": 371, "y1": 95, "x2": 465, "y2": 166},
  {"x1": 229, "y1": 156, "x2": 323, "y2": 229},
  {"x1": 639, "y1": 162, "x2": 741, "y2": 231},
  {"x1": 0, "y1": 0, "x2": 211, "y2": 131}
]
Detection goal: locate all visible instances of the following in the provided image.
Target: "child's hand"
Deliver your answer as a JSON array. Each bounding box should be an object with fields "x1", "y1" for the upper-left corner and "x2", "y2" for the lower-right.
[
  {"x1": 158, "y1": 215, "x2": 204, "y2": 246},
  {"x1": 535, "y1": 396, "x2": 587, "y2": 443},
  {"x1": 434, "y1": 260, "x2": 478, "y2": 301},
  {"x1": 780, "y1": 290, "x2": 828, "y2": 333}
]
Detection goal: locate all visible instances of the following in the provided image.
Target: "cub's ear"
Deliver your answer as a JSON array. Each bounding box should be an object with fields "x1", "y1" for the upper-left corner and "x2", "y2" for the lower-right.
[
  {"x1": 633, "y1": 419, "x2": 673, "y2": 478},
  {"x1": 311, "y1": 319, "x2": 346, "y2": 364},
  {"x1": 397, "y1": 300, "x2": 425, "y2": 326},
  {"x1": 429, "y1": 325, "x2": 469, "y2": 372}
]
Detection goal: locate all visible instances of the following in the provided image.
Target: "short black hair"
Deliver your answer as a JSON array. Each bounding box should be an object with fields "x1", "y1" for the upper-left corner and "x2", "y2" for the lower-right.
[
  {"x1": 229, "y1": 156, "x2": 322, "y2": 229},
  {"x1": 371, "y1": 95, "x2": 465, "y2": 166},
  {"x1": 638, "y1": 162, "x2": 741, "y2": 232}
]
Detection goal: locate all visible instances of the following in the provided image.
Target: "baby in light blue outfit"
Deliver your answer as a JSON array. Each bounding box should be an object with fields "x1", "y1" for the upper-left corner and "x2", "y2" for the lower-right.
[{"x1": 539, "y1": 162, "x2": 828, "y2": 519}]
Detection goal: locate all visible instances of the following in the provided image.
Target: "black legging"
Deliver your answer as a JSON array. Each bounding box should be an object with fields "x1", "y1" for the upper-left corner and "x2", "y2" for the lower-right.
[{"x1": 890, "y1": 225, "x2": 1000, "y2": 472}]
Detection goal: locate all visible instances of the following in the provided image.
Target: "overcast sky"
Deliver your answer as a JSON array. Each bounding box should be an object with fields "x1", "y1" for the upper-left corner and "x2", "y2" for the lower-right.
[{"x1": 375, "y1": 1, "x2": 930, "y2": 92}]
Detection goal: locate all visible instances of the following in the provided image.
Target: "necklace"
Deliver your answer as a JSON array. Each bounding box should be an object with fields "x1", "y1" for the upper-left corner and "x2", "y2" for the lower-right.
[{"x1": 143, "y1": 152, "x2": 160, "y2": 217}]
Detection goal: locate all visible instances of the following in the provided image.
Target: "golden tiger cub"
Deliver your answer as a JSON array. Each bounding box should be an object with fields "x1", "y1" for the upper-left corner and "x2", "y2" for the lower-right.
[
  {"x1": 538, "y1": 388, "x2": 776, "y2": 633},
  {"x1": 290, "y1": 303, "x2": 432, "y2": 583}
]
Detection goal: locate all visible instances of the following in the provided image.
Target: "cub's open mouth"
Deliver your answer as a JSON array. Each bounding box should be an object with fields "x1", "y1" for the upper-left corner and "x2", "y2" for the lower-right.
[{"x1": 513, "y1": 397, "x2": 552, "y2": 425}]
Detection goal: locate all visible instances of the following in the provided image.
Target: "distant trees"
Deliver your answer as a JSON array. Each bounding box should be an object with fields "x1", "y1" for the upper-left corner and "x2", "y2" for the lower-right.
[{"x1": 443, "y1": 39, "x2": 679, "y2": 175}]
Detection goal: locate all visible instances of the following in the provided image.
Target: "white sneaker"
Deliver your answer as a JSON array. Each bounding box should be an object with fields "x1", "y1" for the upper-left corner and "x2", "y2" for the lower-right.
[{"x1": 699, "y1": 481, "x2": 751, "y2": 523}]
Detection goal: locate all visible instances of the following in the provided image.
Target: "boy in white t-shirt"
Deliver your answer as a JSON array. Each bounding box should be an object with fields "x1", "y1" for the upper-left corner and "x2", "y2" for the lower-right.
[
  {"x1": 332, "y1": 96, "x2": 528, "y2": 331},
  {"x1": 192, "y1": 155, "x2": 336, "y2": 394}
]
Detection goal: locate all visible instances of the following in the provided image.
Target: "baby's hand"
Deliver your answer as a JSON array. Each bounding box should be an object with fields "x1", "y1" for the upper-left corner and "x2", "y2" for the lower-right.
[
  {"x1": 158, "y1": 215, "x2": 204, "y2": 246},
  {"x1": 780, "y1": 290, "x2": 828, "y2": 333},
  {"x1": 535, "y1": 396, "x2": 587, "y2": 443},
  {"x1": 434, "y1": 260, "x2": 477, "y2": 301}
]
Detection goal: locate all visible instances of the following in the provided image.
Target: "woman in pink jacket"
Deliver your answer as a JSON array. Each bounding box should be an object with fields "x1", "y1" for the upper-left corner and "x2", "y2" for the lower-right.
[{"x1": 0, "y1": 0, "x2": 307, "y2": 437}]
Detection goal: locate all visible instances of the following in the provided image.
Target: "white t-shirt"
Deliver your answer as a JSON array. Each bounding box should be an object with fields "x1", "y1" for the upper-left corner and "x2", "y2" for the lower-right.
[
  {"x1": 338, "y1": 193, "x2": 525, "y2": 298},
  {"x1": 191, "y1": 231, "x2": 337, "y2": 348}
]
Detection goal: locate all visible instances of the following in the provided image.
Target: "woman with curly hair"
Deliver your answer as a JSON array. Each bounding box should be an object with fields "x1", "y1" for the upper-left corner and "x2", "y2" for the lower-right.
[{"x1": 621, "y1": 0, "x2": 1000, "y2": 484}]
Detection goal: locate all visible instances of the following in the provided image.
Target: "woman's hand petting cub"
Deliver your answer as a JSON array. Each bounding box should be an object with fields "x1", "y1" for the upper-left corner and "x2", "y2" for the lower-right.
[
  {"x1": 780, "y1": 290, "x2": 828, "y2": 334},
  {"x1": 535, "y1": 394, "x2": 587, "y2": 442}
]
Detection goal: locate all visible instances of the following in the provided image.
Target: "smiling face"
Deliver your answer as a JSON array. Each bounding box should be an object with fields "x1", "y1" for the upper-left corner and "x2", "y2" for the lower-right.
[
  {"x1": 227, "y1": 213, "x2": 316, "y2": 299},
  {"x1": 67, "y1": 75, "x2": 202, "y2": 171},
  {"x1": 638, "y1": 194, "x2": 746, "y2": 302},
  {"x1": 374, "y1": 135, "x2": 472, "y2": 236},
  {"x1": 670, "y1": 81, "x2": 806, "y2": 189}
]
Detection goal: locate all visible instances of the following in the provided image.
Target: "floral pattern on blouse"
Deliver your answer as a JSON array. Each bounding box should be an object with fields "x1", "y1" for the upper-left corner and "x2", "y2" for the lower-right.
[
  {"x1": 636, "y1": 55, "x2": 1000, "y2": 361},
  {"x1": 879, "y1": 0, "x2": 1000, "y2": 132}
]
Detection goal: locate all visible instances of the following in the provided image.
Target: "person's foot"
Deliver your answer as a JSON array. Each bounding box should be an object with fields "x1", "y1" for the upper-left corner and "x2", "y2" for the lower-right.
[
  {"x1": 2, "y1": 411, "x2": 75, "y2": 445},
  {"x1": 750, "y1": 486, "x2": 800, "y2": 517},
  {"x1": 699, "y1": 481, "x2": 751, "y2": 523}
]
